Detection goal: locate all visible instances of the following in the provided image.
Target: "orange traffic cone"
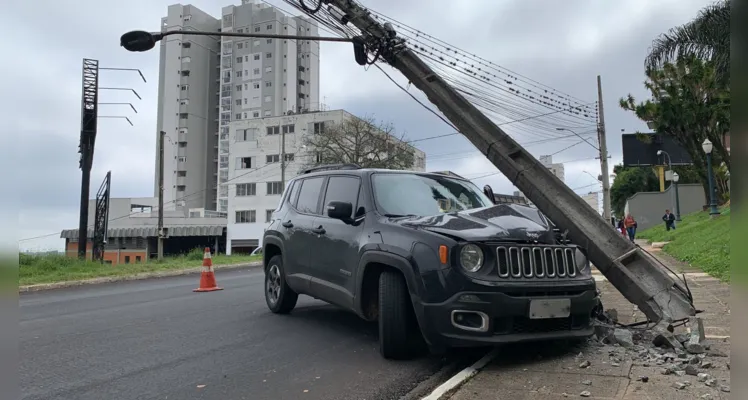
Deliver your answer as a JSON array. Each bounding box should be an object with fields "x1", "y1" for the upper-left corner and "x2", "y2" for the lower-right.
[{"x1": 194, "y1": 247, "x2": 223, "y2": 292}]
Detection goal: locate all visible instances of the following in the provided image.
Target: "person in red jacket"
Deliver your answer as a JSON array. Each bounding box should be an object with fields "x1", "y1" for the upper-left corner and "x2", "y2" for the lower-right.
[{"x1": 623, "y1": 214, "x2": 637, "y2": 242}]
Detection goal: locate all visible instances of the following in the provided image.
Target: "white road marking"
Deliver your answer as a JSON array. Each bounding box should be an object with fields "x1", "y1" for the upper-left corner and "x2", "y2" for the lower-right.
[{"x1": 420, "y1": 348, "x2": 499, "y2": 400}]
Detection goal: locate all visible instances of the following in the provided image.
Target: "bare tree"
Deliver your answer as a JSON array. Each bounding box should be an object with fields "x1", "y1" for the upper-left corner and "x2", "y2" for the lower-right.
[{"x1": 301, "y1": 115, "x2": 416, "y2": 171}]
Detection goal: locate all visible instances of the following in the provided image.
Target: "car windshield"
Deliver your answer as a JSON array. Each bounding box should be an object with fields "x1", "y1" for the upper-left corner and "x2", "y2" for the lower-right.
[{"x1": 372, "y1": 173, "x2": 494, "y2": 217}]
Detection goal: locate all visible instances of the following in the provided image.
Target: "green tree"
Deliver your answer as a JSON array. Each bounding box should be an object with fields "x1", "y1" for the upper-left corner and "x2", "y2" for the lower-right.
[
  {"x1": 301, "y1": 115, "x2": 417, "y2": 171},
  {"x1": 610, "y1": 165, "x2": 659, "y2": 217},
  {"x1": 620, "y1": 56, "x2": 730, "y2": 203},
  {"x1": 645, "y1": 0, "x2": 730, "y2": 84}
]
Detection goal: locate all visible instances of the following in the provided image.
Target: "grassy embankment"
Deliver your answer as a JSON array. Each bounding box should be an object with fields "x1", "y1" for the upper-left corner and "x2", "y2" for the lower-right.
[
  {"x1": 19, "y1": 248, "x2": 260, "y2": 286},
  {"x1": 637, "y1": 206, "x2": 730, "y2": 282}
]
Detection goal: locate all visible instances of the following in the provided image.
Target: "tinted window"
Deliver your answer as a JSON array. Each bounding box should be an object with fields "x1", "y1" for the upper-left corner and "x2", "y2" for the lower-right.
[
  {"x1": 287, "y1": 180, "x2": 301, "y2": 208},
  {"x1": 296, "y1": 177, "x2": 325, "y2": 214},
  {"x1": 323, "y1": 176, "x2": 360, "y2": 218}
]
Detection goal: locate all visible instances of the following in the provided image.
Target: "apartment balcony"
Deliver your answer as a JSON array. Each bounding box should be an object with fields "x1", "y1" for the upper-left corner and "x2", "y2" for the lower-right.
[{"x1": 177, "y1": 176, "x2": 187, "y2": 186}]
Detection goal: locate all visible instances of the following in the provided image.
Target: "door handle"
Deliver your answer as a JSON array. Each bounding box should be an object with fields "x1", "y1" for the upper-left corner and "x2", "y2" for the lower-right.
[
  {"x1": 312, "y1": 226, "x2": 326, "y2": 235},
  {"x1": 281, "y1": 220, "x2": 293, "y2": 228}
]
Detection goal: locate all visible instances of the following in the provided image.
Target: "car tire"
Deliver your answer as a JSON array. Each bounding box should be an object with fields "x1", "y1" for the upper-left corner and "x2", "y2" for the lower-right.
[
  {"x1": 379, "y1": 269, "x2": 414, "y2": 360},
  {"x1": 265, "y1": 255, "x2": 298, "y2": 314}
]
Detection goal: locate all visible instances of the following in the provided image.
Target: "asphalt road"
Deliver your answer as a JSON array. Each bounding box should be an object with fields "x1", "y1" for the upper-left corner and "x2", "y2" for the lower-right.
[{"x1": 20, "y1": 267, "x2": 479, "y2": 400}]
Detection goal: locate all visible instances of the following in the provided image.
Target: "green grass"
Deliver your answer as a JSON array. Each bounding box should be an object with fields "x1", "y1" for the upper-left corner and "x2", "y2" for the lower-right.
[
  {"x1": 19, "y1": 248, "x2": 260, "y2": 286},
  {"x1": 637, "y1": 206, "x2": 730, "y2": 282}
]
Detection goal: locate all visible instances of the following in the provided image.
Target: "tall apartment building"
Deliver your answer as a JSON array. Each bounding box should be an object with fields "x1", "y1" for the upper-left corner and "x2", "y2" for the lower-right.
[
  {"x1": 225, "y1": 110, "x2": 426, "y2": 253},
  {"x1": 155, "y1": 0, "x2": 320, "y2": 212},
  {"x1": 539, "y1": 155, "x2": 565, "y2": 182}
]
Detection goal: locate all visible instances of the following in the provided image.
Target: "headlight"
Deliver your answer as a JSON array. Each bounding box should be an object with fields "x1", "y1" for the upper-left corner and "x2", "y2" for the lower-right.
[
  {"x1": 460, "y1": 244, "x2": 484, "y2": 272},
  {"x1": 575, "y1": 248, "x2": 590, "y2": 273}
]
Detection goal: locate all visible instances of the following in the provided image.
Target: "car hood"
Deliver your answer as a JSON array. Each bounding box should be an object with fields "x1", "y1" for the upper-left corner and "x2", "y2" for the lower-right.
[{"x1": 390, "y1": 203, "x2": 555, "y2": 243}]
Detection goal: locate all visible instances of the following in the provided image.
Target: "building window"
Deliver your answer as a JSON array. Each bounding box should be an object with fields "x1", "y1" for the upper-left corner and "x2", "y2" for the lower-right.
[
  {"x1": 299, "y1": 80, "x2": 305, "y2": 86},
  {"x1": 284, "y1": 153, "x2": 295, "y2": 162},
  {"x1": 266, "y1": 24, "x2": 273, "y2": 30},
  {"x1": 266, "y1": 126, "x2": 280, "y2": 135},
  {"x1": 254, "y1": 26, "x2": 260, "y2": 32},
  {"x1": 266, "y1": 52, "x2": 272, "y2": 58},
  {"x1": 178, "y1": 141, "x2": 187, "y2": 148},
  {"x1": 264, "y1": 96, "x2": 272, "y2": 103},
  {"x1": 266, "y1": 209, "x2": 274, "y2": 223},
  {"x1": 253, "y1": 54, "x2": 260, "y2": 60},
  {"x1": 237, "y1": 42, "x2": 243, "y2": 49},
  {"x1": 235, "y1": 99, "x2": 242, "y2": 106},
  {"x1": 182, "y1": 56, "x2": 191, "y2": 63},
  {"x1": 235, "y1": 84, "x2": 242, "y2": 91},
  {"x1": 177, "y1": 170, "x2": 187, "y2": 177},
  {"x1": 235, "y1": 210, "x2": 256, "y2": 223},
  {"x1": 253, "y1": 82, "x2": 260, "y2": 89},
  {"x1": 253, "y1": 111, "x2": 259, "y2": 118},
  {"x1": 253, "y1": 68, "x2": 260, "y2": 75},
  {"x1": 236, "y1": 183, "x2": 256, "y2": 196},
  {"x1": 181, "y1": 84, "x2": 189, "y2": 91},
  {"x1": 265, "y1": 66, "x2": 272, "y2": 73},
  {"x1": 236, "y1": 128, "x2": 257, "y2": 141},
  {"x1": 237, "y1": 28, "x2": 243, "y2": 33},
  {"x1": 125, "y1": 256, "x2": 130, "y2": 264},
  {"x1": 265, "y1": 81, "x2": 272, "y2": 87},
  {"x1": 282, "y1": 124, "x2": 295, "y2": 134},
  {"x1": 299, "y1": 66, "x2": 305, "y2": 72},
  {"x1": 313, "y1": 122, "x2": 325, "y2": 134},
  {"x1": 179, "y1": 99, "x2": 189, "y2": 105},
  {"x1": 244, "y1": 83, "x2": 249, "y2": 90},
  {"x1": 264, "y1": 110, "x2": 271, "y2": 116},
  {"x1": 267, "y1": 181, "x2": 283, "y2": 195},
  {"x1": 244, "y1": 98, "x2": 248, "y2": 104},
  {"x1": 180, "y1": 70, "x2": 190, "y2": 77},
  {"x1": 267, "y1": 39, "x2": 272, "y2": 44},
  {"x1": 135, "y1": 256, "x2": 141, "y2": 263},
  {"x1": 179, "y1": 113, "x2": 188, "y2": 119},
  {"x1": 266, "y1": 154, "x2": 280, "y2": 163},
  {"x1": 236, "y1": 56, "x2": 242, "y2": 63},
  {"x1": 299, "y1": 93, "x2": 306, "y2": 99},
  {"x1": 182, "y1": 42, "x2": 192, "y2": 48},
  {"x1": 254, "y1": 40, "x2": 260, "y2": 46},
  {"x1": 177, "y1": 185, "x2": 186, "y2": 191},
  {"x1": 236, "y1": 70, "x2": 242, "y2": 77}
]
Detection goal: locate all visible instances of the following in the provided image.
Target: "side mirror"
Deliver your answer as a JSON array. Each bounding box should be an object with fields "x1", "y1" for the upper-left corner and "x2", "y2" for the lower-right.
[
  {"x1": 326, "y1": 201, "x2": 353, "y2": 221},
  {"x1": 483, "y1": 185, "x2": 496, "y2": 204}
]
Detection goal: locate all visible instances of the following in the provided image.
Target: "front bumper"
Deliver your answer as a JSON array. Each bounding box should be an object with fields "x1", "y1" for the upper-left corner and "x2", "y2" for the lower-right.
[{"x1": 417, "y1": 282, "x2": 598, "y2": 348}]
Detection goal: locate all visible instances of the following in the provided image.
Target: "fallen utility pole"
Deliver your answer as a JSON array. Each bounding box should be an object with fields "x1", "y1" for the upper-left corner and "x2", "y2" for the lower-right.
[{"x1": 317, "y1": 0, "x2": 695, "y2": 323}]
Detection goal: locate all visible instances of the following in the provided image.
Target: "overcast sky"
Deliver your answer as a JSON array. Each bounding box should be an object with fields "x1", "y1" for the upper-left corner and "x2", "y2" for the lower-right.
[{"x1": 9, "y1": 0, "x2": 708, "y2": 252}]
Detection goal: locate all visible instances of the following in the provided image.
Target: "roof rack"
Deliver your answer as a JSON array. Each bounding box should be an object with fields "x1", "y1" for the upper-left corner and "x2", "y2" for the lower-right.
[{"x1": 301, "y1": 163, "x2": 362, "y2": 174}]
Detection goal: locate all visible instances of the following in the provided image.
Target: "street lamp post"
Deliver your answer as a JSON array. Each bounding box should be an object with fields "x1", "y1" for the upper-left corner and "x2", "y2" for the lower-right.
[
  {"x1": 672, "y1": 171, "x2": 681, "y2": 221},
  {"x1": 120, "y1": 30, "x2": 353, "y2": 53},
  {"x1": 702, "y1": 139, "x2": 720, "y2": 216}
]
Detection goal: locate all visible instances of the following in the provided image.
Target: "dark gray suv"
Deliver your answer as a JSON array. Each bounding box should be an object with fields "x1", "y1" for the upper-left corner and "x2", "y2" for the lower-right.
[{"x1": 262, "y1": 164, "x2": 599, "y2": 359}]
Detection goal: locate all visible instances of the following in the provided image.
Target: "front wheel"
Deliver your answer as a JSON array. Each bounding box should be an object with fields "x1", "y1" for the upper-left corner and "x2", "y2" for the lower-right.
[
  {"x1": 265, "y1": 255, "x2": 298, "y2": 314},
  {"x1": 379, "y1": 270, "x2": 418, "y2": 360}
]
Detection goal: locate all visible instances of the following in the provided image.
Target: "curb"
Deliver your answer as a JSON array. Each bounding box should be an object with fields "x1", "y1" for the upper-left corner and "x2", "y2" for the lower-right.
[
  {"x1": 19, "y1": 261, "x2": 263, "y2": 293},
  {"x1": 420, "y1": 348, "x2": 499, "y2": 400}
]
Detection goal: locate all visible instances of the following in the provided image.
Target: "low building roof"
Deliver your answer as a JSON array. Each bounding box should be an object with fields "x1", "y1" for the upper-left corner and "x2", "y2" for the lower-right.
[{"x1": 60, "y1": 224, "x2": 225, "y2": 239}]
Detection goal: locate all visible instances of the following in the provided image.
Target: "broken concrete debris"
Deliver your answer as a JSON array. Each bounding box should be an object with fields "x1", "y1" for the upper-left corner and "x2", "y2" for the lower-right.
[
  {"x1": 612, "y1": 329, "x2": 634, "y2": 348},
  {"x1": 580, "y1": 390, "x2": 591, "y2": 397}
]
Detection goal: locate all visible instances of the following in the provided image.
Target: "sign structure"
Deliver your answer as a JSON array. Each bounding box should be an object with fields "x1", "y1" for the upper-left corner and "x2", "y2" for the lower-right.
[
  {"x1": 622, "y1": 132, "x2": 693, "y2": 167},
  {"x1": 92, "y1": 171, "x2": 111, "y2": 263}
]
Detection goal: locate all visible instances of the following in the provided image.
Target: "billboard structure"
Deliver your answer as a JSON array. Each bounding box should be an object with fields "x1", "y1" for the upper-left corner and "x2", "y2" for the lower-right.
[{"x1": 621, "y1": 132, "x2": 693, "y2": 192}]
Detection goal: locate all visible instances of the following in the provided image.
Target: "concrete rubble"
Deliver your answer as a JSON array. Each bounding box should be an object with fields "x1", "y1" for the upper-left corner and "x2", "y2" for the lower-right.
[{"x1": 586, "y1": 309, "x2": 730, "y2": 397}]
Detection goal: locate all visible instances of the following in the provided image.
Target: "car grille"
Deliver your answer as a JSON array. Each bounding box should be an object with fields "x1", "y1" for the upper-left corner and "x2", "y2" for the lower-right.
[
  {"x1": 493, "y1": 315, "x2": 590, "y2": 335},
  {"x1": 496, "y1": 245, "x2": 577, "y2": 279}
]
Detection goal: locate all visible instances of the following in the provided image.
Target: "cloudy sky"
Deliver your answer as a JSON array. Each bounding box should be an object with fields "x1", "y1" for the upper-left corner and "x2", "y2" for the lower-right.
[{"x1": 10, "y1": 0, "x2": 708, "y2": 252}]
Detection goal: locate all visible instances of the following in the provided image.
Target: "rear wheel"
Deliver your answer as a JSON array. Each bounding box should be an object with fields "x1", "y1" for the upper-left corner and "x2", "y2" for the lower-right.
[
  {"x1": 378, "y1": 270, "x2": 417, "y2": 359},
  {"x1": 265, "y1": 255, "x2": 298, "y2": 314}
]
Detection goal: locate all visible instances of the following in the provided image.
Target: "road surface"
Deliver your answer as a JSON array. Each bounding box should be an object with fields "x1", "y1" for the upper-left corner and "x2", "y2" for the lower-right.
[{"x1": 20, "y1": 267, "x2": 478, "y2": 400}]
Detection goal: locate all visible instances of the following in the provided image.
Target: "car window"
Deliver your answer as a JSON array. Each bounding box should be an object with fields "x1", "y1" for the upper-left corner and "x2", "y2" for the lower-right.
[
  {"x1": 372, "y1": 173, "x2": 493, "y2": 217},
  {"x1": 296, "y1": 177, "x2": 325, "y2": 214},
  {"x1": 322, "y1": 176, "x2": 360, "y2": 218},
  {"x1": 287, "y1": 180, "x2": 301, "y2": 208}
]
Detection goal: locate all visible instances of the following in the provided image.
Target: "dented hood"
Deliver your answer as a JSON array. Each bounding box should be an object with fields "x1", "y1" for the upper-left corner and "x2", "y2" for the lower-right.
[{"x1": 391, "y1": 203, "x2": 555, "y2": 243}]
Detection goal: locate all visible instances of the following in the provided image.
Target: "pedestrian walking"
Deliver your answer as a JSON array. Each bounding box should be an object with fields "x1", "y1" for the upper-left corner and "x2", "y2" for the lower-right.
[
  {"x1": 662, "y1": 209, "x2": 676, "y2": 231},
  {"x1": 617, "y1": 218, "x2": 626, "y2": 237},
  {"x1": 624, "y1": 213, "x2": 637, "y2": 242}
]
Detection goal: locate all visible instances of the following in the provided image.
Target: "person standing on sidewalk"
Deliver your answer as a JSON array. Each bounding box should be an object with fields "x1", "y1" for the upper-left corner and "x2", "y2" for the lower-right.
[
  {"x1": 624, "y1": 213, "x2": 637, "y2": 242},
  {"x1": 662, "y1": 209, "x2": 676, "y2": 231}
]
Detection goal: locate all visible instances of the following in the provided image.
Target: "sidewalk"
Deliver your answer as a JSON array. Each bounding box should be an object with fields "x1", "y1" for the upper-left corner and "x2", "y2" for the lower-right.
[{"x1": 446, "y1": 241, "x2": 731, "y2": 400}]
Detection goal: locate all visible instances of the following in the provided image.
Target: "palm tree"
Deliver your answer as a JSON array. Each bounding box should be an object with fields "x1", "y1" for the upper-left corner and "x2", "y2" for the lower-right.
[{"x1": 645, "y1": 0, "x2": 730, "y2": 83}]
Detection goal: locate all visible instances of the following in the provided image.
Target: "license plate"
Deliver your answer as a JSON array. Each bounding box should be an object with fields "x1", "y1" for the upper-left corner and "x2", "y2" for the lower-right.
[{"x1": 529, "y1": 299, "x2": 571, "y2": 319}]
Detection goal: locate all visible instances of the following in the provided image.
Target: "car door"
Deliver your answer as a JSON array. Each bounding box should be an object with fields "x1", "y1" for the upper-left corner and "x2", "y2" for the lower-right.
[
  {"x1": 308, "y1": 175, "x2": 365, "y2": 309},
  {"x1": 281, "y1": 176, "x2": 326, "y2": 294}
]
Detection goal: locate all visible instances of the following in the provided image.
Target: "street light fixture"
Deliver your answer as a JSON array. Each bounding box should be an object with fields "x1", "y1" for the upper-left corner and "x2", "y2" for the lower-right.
[
  {"x1": 672, "y1": 171, "x2": 681, "y2": 221},
  {"x1": 701, "y1": 138, "x2": 720, "y2": 216},
  {"x1": 120, "y1": 29, "x2": 354, "y2": 53}
]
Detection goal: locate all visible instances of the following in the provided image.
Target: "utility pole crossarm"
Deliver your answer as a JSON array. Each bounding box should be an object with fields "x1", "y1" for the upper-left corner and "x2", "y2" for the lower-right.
[{"x1": 321, "y1": 0, "x2": 695, "y2": 323}]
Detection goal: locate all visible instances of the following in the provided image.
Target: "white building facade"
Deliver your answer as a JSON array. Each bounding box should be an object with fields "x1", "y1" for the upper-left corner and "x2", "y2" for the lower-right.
[
  {"x1": 225, "y1": 110, "x2": 426, "y2": 253},
  {"x1": 581, "y1": 191, "x2": 601, "y2": 215},
  {"x1": 155, "y1": 1, "x2": 319, "y2": 213}
]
